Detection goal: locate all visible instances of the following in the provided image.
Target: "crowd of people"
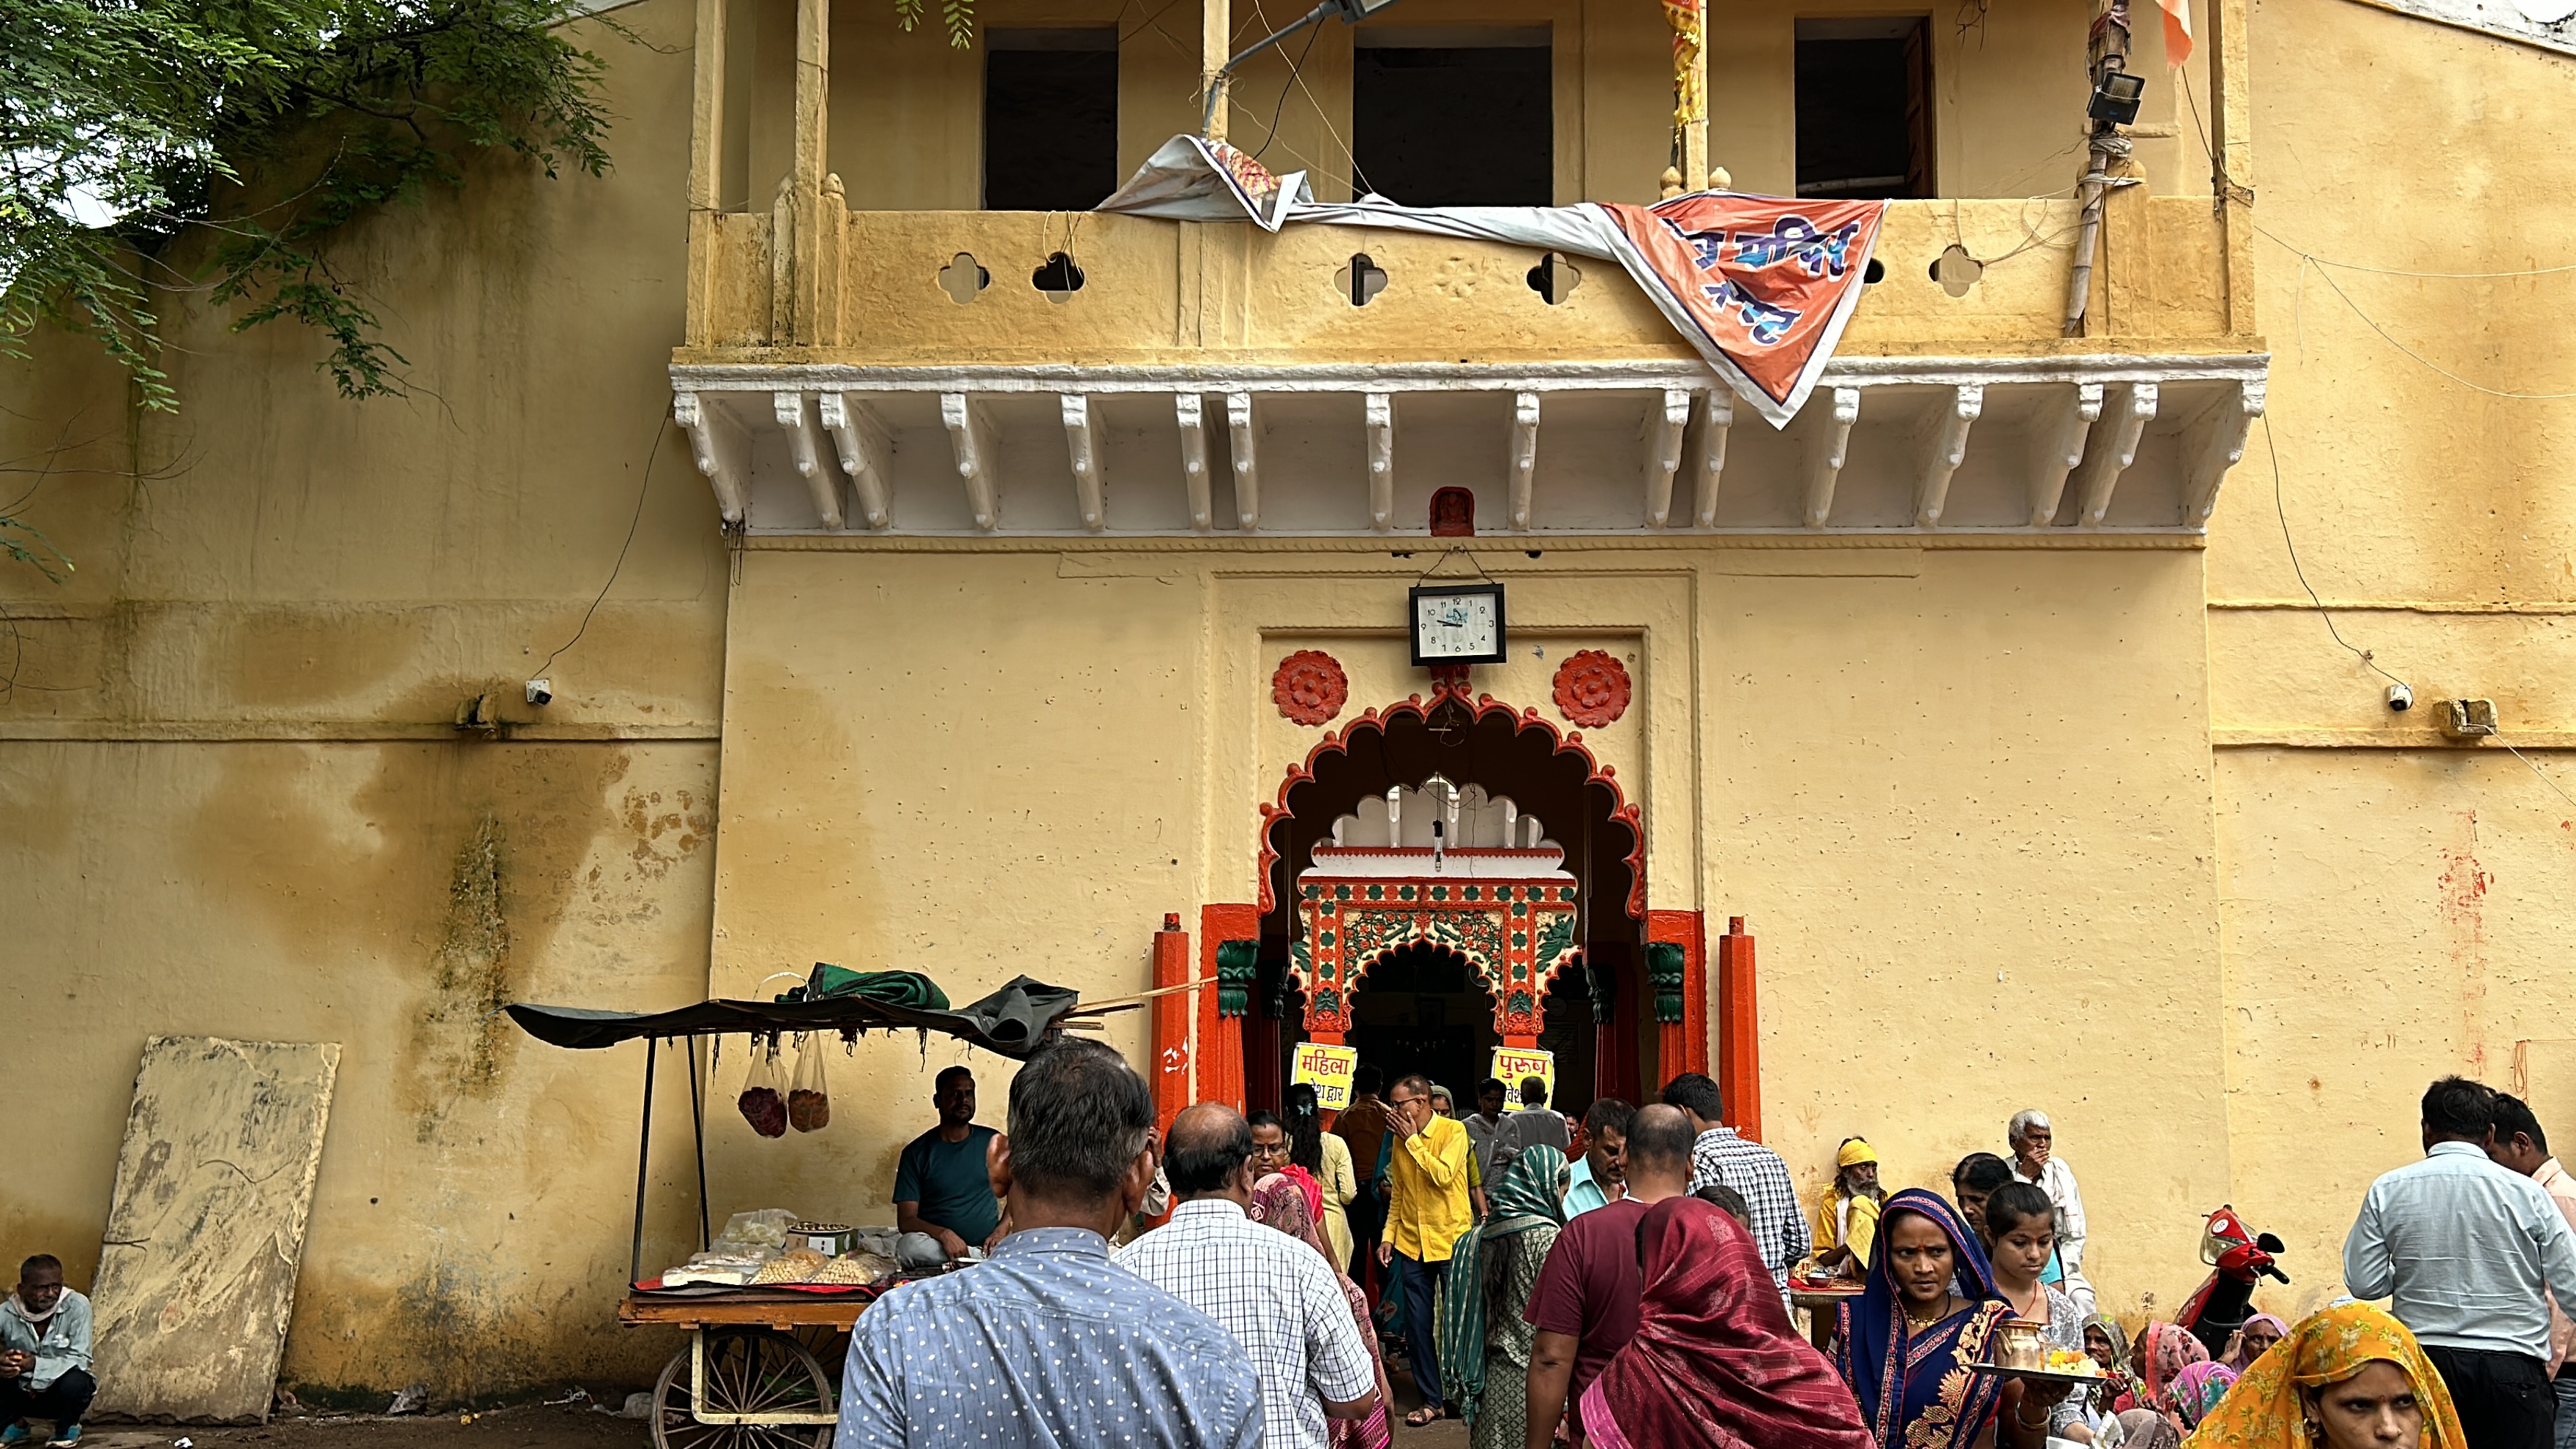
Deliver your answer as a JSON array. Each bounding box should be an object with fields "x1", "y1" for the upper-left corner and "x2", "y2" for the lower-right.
[{"x1": 835, "y1": 1046, "x2": 2576, "y2": 1448}]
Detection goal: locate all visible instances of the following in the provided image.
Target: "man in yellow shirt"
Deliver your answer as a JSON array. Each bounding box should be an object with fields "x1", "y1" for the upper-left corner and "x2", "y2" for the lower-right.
[{"x1": 1374, "y1": 1072, "x2": 1474, "y2": 1426}]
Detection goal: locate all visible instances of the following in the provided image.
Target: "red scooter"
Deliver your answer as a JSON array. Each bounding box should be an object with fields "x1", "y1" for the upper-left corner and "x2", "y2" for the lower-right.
[{"x1": 2176, "y1": 1205, "x2": 2290, "y2": 1358}]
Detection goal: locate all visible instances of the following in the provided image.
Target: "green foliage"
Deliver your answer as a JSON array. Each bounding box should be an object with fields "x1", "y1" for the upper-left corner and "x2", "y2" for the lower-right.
[
  {"x1": 891, "y1": 0, "x2": 975, "y2": 48},
  {"x1": 1, "y1": 0, "x2": 617, "y2": 408}
]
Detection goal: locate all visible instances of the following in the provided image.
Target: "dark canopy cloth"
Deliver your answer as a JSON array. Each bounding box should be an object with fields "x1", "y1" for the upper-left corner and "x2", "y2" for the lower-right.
[{"x1": 506, "y1": 973, "x2": 1080, "y2": 1058}]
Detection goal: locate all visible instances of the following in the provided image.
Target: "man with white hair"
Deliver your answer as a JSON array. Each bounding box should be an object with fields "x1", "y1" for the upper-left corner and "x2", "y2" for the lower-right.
[{"x1": 2007, "y1": 1109, "x2": 2094, "y2": 1314}]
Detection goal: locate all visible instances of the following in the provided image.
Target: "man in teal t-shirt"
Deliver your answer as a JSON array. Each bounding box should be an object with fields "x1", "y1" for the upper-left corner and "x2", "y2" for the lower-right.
[{"x1": 894, "y1": 1065, "x2": 1003, "y2": 1257}]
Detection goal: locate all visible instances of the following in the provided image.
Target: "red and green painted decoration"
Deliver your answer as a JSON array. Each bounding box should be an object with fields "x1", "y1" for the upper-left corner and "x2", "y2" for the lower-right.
[{"x1": 1293, "y1": 878, "x2": 1581, "y2": 1038}]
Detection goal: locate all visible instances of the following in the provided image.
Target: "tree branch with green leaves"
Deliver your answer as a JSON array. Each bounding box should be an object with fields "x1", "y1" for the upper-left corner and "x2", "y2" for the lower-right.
[{"x1": 1, "y1": 0, "x2": 618, "y2": 411}]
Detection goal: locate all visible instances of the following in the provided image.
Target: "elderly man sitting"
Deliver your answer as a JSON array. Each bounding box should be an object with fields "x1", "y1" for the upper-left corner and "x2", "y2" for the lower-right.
[
  {"x1": 1811, "y1": 1137, "x2": 1884, "y2": 1278},
  {"x1": 2007, "y1": 1109, "x2": 2094, "y2": 1314},
  {"x1": 0, "y1": 1255, "x2": 92, "y2": 1449}
]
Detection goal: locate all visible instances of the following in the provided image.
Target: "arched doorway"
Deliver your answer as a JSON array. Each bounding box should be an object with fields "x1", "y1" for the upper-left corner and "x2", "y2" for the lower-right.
[{"x1": 1245, "y1": 691, "x2": 1649, "y2": 1120}]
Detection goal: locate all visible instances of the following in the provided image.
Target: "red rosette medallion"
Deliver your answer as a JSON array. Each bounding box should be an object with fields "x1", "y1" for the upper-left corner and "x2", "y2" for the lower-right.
[
  {"x1": 1272, "y1": 650, "x2": 1349, "y2": 726},
  {"x1": 1551, "y1": 650, "x2": 1631, "y2": 727}
]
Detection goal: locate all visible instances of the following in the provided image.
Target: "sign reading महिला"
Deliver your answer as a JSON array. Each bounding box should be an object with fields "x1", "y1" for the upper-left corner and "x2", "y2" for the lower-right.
[{"x1": 1292, "y1": 1042, "x2": 1361, "y2": 1110}]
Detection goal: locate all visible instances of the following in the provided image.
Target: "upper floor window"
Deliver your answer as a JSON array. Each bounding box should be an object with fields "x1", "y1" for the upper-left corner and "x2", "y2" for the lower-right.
[
  {"x1": 1794, "y1": 17, "x2": 1934, "y2": 200},
  {"x1": 985, "y1": 29, "x2": 1118, "y2": 211},
  {"x1": 1352, "y1": 27, "x2": 1551, "y2": 206}
]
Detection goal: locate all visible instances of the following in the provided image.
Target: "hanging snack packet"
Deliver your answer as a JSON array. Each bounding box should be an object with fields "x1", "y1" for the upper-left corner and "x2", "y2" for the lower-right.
[
  {"x1": 789, "y1": 1032, "x2": 831, "y2": 1132},
  {"x1": 738, "y1": 1036, "x2": 787, "y2": 1137}
]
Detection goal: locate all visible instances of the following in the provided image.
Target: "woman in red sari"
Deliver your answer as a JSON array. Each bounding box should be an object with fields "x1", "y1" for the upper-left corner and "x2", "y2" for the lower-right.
[
  {"x1": 1578, "y1": 1195, "x2": 1873, "y2": 1449},
  {"x1": 1252, "y1": 1172, "x2": 1392, "y2": 1449}
]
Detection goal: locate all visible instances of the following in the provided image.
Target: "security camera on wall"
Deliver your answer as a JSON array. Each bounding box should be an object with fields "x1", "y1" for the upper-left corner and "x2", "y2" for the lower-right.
[{"x1": 2386, "y1": 683, "x2": 2414, "y2": 713}]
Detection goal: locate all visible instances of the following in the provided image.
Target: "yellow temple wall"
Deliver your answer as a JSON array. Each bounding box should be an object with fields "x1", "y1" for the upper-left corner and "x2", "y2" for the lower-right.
[{"x1": 0, "y1": 0, "x2": 2567, "y2": 1398}]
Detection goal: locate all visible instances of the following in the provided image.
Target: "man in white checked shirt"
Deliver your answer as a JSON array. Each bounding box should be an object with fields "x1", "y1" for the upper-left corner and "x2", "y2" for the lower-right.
[
  {"x1": 1662, "y1": 1071, "x2": 1809, "y2": 1294},
  {"x1": 1120, "y1": 1104, "x2": 1381, "y2": 1449}
]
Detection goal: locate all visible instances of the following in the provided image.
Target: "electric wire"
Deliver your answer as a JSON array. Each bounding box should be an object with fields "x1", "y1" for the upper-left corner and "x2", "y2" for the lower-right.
[
  {"x1": 536, "y1": 403, "x2": 664, "y2": 679},
  {"x1": 2497, "y1": 737, "x2": 2576, "y2": 810},
  {"x1": 1253, "y1": 21, "x2": 1325, "y2": 165},
  {"x1": 2262, "y1": 413, "x2": 2407, "y2": 691}
]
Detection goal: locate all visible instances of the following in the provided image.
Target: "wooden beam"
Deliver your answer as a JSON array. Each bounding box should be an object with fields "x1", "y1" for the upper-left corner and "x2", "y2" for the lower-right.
[
  {"x1": 1914, "y1": 383, "x2": 1982, "y2": 529},
  {"x1": 817, "y1": 392, "x2": 893, "y2": 529},
  {"x1": 2028, "y1": 382, "x2": 2105, "y2": 527},
  {"x1": 1365, "y1": 392, "x2": 1393, "y2": 532},
  {"x1": 1227, "y1": 392, "x2": 1260, "y2": 531},
  {"x1": 1646, "y1": 388, "x2": 1688, "y2": 528},
  {"x1": 673, "y1": 391, "x2": 750, "y2": 526},
  {"x1": 1802, "y1": 387, "x2": 1860, "y2": 530},
  {"x1": 1175, "y1": 393, "x2": 1213, "y2": 533},
  {"x1": 1508, "y1": 392, "x2": 1540, "y2": 531},
  {"x1": 2074, "y1": 382, "x2": 2157, "y2": 527},
  {"x1": 2182, "y1": 379, "x2": 2266, "y2": 525},
  {"x1": 1693, "y1": 391, "x2": 1732, "y2": 528},
  {"x1": 940, "y1": 392, "x2": 999, "y2": 531},
  {"x1": 684, "y1": 0, "x2": 727, "y2": 347},
  {"x1": 1202, "y1": 0, "x2": 1231, "y2": 143},
  {"x1": 1062, "y1": 394, "x2": 1107, "y2": 532},
  {"x1": 773, "y1": 390, "x2": 842, "y2": 530}
]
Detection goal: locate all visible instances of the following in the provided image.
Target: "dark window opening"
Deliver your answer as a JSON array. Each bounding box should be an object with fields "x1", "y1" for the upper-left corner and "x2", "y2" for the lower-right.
[
  {"x1": 1352, "y1": 31, "x2": 1551, "y2": 206},
  {"x1": 1794, "y1": 17, "x2": 1934, "y2": 200},
  {"x1": 984, "y1": 29, "x2": 1118, "y2": 211}
]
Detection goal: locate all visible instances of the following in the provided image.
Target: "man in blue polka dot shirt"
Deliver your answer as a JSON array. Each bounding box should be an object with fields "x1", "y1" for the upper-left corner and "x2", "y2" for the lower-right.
[{"x1": 838, "y1": 1037, "x2": 1263, "y2": 1448}]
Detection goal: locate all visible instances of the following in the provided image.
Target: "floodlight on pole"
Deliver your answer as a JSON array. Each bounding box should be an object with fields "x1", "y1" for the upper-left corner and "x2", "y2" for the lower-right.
[{"x1": 1202, "y1": 0, "x2": 1411, "y2": 137}]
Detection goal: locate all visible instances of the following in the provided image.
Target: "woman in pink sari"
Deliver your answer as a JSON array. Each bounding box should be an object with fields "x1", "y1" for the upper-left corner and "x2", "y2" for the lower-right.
[{"x1": 1253, "y1": 1172, "x2": 1392, "y2": 1449}]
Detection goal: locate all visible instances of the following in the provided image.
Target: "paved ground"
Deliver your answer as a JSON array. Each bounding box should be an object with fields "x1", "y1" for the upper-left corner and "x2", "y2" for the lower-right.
[{"x1": 73, "y1": 1370, "x2": 1471, "y2": 1449}]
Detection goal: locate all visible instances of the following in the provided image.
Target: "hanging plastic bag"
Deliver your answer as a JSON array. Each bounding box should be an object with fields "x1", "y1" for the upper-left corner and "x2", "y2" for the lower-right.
[
  {"x1": 789, "y1": 1032, "x2": 831, "y2": 1132},
  {"x1": 738, "y1": 1035, "x2": 787, "y2": 1138}
]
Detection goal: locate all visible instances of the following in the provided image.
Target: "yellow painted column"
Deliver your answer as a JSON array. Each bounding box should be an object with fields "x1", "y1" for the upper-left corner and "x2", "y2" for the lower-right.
[
  {"x1": 684, "y1": 0, "x2": 727, "y2": 346},
  {"x1": 1202, "y1": 0, "x2": 1232, "y2": 142},
  {"x1": 2206, "y1": 0, "x2": 2257, "y2": 337}
]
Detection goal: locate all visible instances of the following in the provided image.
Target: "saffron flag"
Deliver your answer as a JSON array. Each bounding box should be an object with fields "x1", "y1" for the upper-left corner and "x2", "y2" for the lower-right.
[
  {"x1": 1596, "y1": 194, "x2": 1887, "y2": 419},
  {"x1": 2159, "y1": 0, "x2": 2195, "y2": 64}
]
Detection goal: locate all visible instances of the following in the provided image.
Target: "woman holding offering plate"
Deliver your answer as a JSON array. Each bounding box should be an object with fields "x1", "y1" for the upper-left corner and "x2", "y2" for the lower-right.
[{"x1": 1830, "y1": 1189, "x2": 2070, "y2": 1448}]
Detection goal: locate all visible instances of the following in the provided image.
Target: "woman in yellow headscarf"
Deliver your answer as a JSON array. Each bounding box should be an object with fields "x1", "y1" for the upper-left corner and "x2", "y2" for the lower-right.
[
  {"x1": 1811, "y1": 1137, "x2": 1883, "y2": 1276},
  {"x1": 2182, "y1": 1302, "x2": 2464, "y2": 1449}
]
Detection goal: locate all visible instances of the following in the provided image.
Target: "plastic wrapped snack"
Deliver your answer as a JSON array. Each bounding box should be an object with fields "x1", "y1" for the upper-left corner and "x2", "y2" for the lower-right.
[
  {"x1": 714, "y1": 1208, "x2": 797, "y2": 1250},
  {"x1": 789, "y1": 1033, "x2": 831, "y2": 1132},
  {"x1": 811, "y1": 1252, "x2": 895, "y2": 1285},
  {"x1": 750, "y1": 1248, "x2": 830, "y2": 1285},
  {"x1": 738, "y1": 1038, "x2": 787, "y2": 1137}
]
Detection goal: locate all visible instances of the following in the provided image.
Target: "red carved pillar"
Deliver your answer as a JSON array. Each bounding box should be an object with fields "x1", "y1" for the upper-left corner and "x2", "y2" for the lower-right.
[
  {"x1": 1199, "y1": 903, "x2": 1259, "y2": 1112},
  {"x1": 1716, "y1": 916, "x2": 1761, "y2": 1142},
  {"x1": 1648, "y1": 910, "x2": 1705, "y2": 1097},
  {"x1": 1150, "y1": 914, "x2": 1193, "y2": 1135}
]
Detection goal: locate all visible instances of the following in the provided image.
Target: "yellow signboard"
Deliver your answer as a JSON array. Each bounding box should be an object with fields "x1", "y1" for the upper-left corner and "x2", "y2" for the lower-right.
[
  {"x1": 1491, "y1": 1046, "x2": 1556, "y2": 1104},
  {"x1": 1291, "y1": 1043, "x2": 1362, "y2": 1110}
]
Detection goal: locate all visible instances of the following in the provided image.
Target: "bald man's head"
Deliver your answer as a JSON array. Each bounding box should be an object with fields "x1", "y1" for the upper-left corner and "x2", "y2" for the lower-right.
[
  {"x1": 1625, "y1": 1104, "x2": 1697, "y2": 1186},
  {"x1": 1166, "y1": 1102, "x2": 1256, "y2": 1197}
]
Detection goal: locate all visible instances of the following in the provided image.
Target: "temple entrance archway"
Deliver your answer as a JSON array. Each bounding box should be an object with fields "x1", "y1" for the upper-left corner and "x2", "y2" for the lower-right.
[{"x1": 1245, "y1": 690, "x2": 1650, "y2": 1118}]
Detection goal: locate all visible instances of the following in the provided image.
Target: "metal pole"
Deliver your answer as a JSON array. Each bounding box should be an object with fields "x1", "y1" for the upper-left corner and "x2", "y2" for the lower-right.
[
  {"x1": 1201, "y1": 0, "x2": 1336, "y2": 135},
  {"x1": 631, "y1": 1036, "x2": 658, "y2": 1287},
  {"x1": 689, "y1": 1036, "x2": 712, "y2": 1251}
]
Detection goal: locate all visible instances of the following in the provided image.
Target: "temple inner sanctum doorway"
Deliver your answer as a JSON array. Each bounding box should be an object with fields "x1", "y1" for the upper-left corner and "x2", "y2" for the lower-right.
[{"x1": 1240, "y1": 694, "x2": 1654, "y2": 1117}]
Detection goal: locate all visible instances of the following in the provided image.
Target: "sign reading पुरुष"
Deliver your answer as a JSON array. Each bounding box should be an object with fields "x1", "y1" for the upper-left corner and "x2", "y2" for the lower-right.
[
  {"x1": 1490, "y1": 1046, "x2": 1554, "y2": 1105},
  {"x1": 1290, "y1": 1042, "x2": 1360, "y2": 1109}
]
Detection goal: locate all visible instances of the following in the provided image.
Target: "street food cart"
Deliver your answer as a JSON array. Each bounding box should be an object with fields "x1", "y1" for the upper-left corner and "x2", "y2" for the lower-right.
[{"x1": 506, "y1": 974, "x2": 1080, "y2": 1449}]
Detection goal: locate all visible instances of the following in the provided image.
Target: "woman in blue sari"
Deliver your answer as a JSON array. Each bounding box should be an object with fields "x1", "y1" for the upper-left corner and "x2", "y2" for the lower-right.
[{"x1": 1830, "y1": 1188, "x2": 2068, "y2": 1449}]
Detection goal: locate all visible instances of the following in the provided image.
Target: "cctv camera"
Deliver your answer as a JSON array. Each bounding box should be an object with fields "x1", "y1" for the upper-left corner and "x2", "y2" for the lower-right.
[
  {"x1": 525, "y1": 678, "x2": 554, "y2": 707},
  {"x1": 2386, "y1": 683, "x2": 2414, "y2": 713}
]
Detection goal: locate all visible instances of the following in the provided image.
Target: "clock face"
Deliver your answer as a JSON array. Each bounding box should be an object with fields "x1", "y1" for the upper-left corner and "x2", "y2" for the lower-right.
[{"x1": 1410, "y1": 585, "x2": 1505, "y2": 664}]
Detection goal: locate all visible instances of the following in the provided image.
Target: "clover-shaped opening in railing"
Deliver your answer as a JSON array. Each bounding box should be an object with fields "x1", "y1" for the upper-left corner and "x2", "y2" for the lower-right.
[
  {"x1": 937, "y1": 253, "x2": 991, "y2": 304},
  {"x1": 1337, "y1": 252, "x2": 1390, "y2": 307},
  {"x1": 1031, "y1": 251, "x2": 1087, "y2": 302}
]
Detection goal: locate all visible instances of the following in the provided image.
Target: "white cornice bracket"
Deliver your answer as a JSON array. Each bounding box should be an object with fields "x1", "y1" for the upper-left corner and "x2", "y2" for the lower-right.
[
  {"x1": 817, "y1": 392, "x2": 894, "y2": 529},
  {"x1": 1694, "y1": 391, "x2": 1733, "y2": 528},
  {"x1": 673, "y1": 390, "x2": 751, "y2": 525},
  {"x1": 2028, "y1": 382, "x2": 2105, "y2": 527},
  {"x1": 2182, "y1": 379, "x2": 2266, "y2": 525},
  {"x1": 2074, "y1": 382, "x2": 2158, "y2": 528},
  {"x1": 1175, "y1": 393, "x2": 1212, "y2": 532},
  {"x1": 1647, "y1": 389, "x2": 1688, "y2": 528},
  {"x1": 774, "y1": 391, "x2": 845, "y2": 530},
  {"x1": 1227, "y1": 392, "x2": 1261, "y2": 531},
  {"x1": 1062, "y1": 394, "x2": 1106, "y2": 532},
  {"x1": 1365, "y1": 392, "x2": 1394, "y2": 532},
  {"x1": 1914, "y1": 384, "x2": 1983, "y2": 529},
  {"x1": 1803, "y1": 388, "x2": 1862, "y2": 530},
  {"x1": 941, "y1": 392, "x2": 1000, "y2": 531},
  {"x1": 1508, "y1": 392, "x2": 1540, "y2": 531}
]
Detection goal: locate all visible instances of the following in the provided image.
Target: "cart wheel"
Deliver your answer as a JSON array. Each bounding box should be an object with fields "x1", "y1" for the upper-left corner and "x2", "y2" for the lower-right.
[
  {"x1": 786, "y1": 1324, "x2": 849, "y2": 1383},
  {"x1": 652, "y1": 1329, "x2": 835, "y2": 1449}
]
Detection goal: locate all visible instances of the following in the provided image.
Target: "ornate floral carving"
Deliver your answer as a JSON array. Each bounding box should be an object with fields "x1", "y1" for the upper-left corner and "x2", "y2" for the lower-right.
[
  {"x1": 1273, "y1": 650, "x2": 1349, "y2": 726},
  {"x1": 1552, "y1": 650, "x2": 1632, "y2": 727}
]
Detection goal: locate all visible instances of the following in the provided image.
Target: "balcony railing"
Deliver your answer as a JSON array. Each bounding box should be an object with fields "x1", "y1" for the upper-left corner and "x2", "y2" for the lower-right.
[{"x1": 678, "y1": 188, "x2": 2255, "y2": 366}]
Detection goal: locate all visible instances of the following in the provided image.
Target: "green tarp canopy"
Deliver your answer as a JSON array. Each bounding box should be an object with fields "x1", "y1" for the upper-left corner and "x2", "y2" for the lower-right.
[{"x1": 506, "y1": 970, "x2": 1079, "y2": 1059}]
